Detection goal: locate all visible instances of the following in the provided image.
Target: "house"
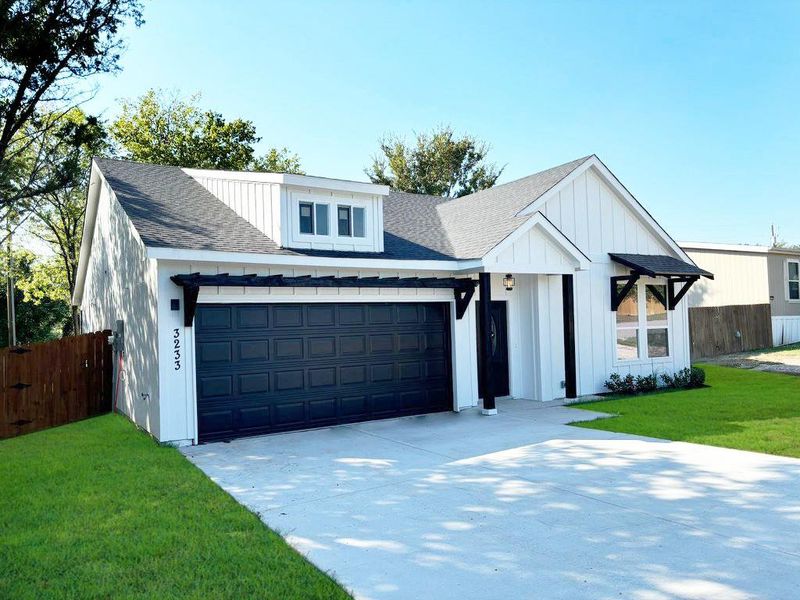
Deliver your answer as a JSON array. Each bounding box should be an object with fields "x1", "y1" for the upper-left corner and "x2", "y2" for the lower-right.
[
  {"x1": 73, "y1": 155, "x2": 711, "y2": 445},
  {"x1": 682, "y1": 242, "x2": 800, "y2": 354}
]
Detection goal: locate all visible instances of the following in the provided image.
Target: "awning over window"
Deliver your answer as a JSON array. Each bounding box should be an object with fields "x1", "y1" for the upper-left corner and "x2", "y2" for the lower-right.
[
  {"x1": 608, "y1": 253, "x2": 713, "y2": 312},
  {"x1": 609, "y1": 253, "x2": 714, "y2": 279}
]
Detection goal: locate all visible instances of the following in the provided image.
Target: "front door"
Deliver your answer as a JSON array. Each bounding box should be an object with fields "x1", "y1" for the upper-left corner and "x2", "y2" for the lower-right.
[{"x1": 476, "y1": 301, "x2": 510, "y2": 398}]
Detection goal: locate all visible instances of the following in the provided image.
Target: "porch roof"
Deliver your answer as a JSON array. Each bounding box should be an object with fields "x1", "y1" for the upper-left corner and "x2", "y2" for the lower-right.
[{"x1": 609, "y1": 253, "x2": 714, "y2": 279}]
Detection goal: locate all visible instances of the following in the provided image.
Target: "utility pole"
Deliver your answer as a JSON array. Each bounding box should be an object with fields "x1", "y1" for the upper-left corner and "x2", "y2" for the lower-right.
[{"x1": 6, "y1": 212, "x2": 16, "y2": 347}]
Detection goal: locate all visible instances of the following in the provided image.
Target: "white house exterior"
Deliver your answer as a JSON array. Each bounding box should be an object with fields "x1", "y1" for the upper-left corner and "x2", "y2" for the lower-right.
[{"x1": 74, "y1": 155, "x2": 710, "y2": 445}]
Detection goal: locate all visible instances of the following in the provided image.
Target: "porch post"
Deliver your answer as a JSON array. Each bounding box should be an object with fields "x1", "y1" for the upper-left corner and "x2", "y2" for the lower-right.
[
  {"x1": 478, "y1": 272, "x2": 496, "y2": 414},
  {"x1": 562, "y1": 274, "x2": 577, "y2": 399}
]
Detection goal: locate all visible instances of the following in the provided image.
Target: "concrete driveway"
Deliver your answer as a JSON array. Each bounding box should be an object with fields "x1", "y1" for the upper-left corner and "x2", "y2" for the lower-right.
[{"x1": 182, "y1": 401, "x2": 800, "y2": 600}]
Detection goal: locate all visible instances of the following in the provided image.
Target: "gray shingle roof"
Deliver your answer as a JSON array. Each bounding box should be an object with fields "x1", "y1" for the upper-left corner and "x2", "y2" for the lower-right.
[
  {"x1": 94, "y1": 155, "x2": 591, "y2": 261},
  {"x1": 94, "y1": 158, "x2": 285, "y2": 254}
]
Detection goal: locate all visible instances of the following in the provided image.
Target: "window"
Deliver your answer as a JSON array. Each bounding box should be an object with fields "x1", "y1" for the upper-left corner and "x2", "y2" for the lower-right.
[
  {"x1": 615, "y1": 284, "x2": 639, "y2": 360},
  {"x1": 338, "y1": 206, "x2": 351, "y2": 236},
  {"x1": 788, "y1": 260, "x2": 800, "y2": 301},
  {"x1": 299, "y1": 202, "x2": 314, "y2": 234},
  {"x1": 315, "y1": 204, "x2": 329, "y2": 236},
  {"x1": 299, "y1": 201, "x2": 330, "y2": 235},
  {"x1": 615, "y1": 281, "x2": 670, "y2": 361},
  {"x1": 353, "y1": 207, "x2": 366, "y2": 237},
  {"x1": 645, "y1": 284, "x2": 669, "y2": 357}
]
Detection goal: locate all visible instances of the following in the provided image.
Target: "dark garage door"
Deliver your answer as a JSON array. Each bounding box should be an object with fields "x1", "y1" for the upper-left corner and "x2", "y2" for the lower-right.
[{"x1": 195, "y1": 302, "x2": 453, "y2": 442}]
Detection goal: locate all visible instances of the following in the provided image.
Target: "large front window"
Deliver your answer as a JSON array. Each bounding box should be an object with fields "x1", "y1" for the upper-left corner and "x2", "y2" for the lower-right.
[{"x1": 615, "y1": 282, "x2": 669, "y2": 361}]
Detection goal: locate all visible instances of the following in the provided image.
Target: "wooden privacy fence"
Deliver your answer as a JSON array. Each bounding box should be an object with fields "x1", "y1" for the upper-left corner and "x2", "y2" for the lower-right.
[
  {"x1": 689, "y1": 304, "x2": 773, "y2": 359},
  {"x1": 0, "y1": 330, "x2": 113, "y2": 440}
]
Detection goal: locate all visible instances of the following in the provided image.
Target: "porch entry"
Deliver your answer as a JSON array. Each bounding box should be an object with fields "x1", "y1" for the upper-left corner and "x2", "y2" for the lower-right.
[{"x1": 476, "y1": 300, "x2": 510, "y2": 398}]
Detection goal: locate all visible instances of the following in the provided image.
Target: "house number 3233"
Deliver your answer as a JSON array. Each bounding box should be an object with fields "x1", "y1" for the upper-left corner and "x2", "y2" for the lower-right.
[{"x1": 173, "y1": 328, "x2": 181, "y2": 370}]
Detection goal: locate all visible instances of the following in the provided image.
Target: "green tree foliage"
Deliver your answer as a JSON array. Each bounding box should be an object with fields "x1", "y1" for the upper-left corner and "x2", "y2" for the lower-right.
[
  {"x1": 365, "y1": 125, "x2": 504, "y2": 197},
  {"x1": 26, "y1": 109, "x2": 107, "y2": 332},
  {"x1": 0, "y1": 249, "x2": 70, "y2": 345},
  {"x1": 0, "y1": 0, "x2": 143, "y2": 207},
  {"x1": 111, "y1": 90, "x2": 304, "y2": 173}
]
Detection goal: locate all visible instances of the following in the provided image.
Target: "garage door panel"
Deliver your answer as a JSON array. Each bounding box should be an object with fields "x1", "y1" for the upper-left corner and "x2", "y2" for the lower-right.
[{"x1": 196, "y1": 302, "x2": 452, "y2": 442}]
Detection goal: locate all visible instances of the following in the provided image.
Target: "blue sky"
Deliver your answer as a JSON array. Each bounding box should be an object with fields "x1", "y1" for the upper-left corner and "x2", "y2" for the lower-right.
[{"x1": 82, "y1": 0, "x2": 800, "y2": 245}]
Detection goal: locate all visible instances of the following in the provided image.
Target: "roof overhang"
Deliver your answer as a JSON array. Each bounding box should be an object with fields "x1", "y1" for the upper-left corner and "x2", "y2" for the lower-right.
[{"x1": 182, "y1": 168, "x2": 390, "y2": 196}]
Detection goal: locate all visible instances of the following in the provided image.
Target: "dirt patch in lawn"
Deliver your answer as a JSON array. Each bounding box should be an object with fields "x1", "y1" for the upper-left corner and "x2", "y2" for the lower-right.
[{"x1": 702, "y1": 344, "x2": 800, "y2": 376}]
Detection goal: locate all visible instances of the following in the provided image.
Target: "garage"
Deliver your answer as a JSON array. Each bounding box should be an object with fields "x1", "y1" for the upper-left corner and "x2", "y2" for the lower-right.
[{"x1": 194, "y1": 302, "x2": 453, "y2": 442}]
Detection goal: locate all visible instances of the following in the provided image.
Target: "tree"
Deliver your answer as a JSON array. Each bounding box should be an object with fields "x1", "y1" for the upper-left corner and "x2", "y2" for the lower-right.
[
  {"x1": 0, "y1": 0, "x2": 143, "y2": 207},
  {"x1": 26, "y1": 108, "x2": 107, "y2": 332},
  {"x1": 0, "y1": 248, "x2": 70, "y2": 345},
  {"x1": 111, "y1": 89, "x2": 304, "y2": 173},
  {"x1": 365, "y1": 125, "x2": 504, "y2": 198}
]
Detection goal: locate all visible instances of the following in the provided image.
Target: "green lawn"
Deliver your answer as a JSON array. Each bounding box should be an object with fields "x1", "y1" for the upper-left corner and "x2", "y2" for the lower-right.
[
  {"x1": 571, "y1": 364, "x2": 800, "y2": 458},
  {"x1": 0, "y1": 414, "x2": 350, "y2": 600}
]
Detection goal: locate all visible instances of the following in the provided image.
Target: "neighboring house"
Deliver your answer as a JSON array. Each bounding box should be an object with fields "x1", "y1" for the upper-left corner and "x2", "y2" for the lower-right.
[
  {"x1": 73, "y1": 155, "x2": 711, "y2": 445},
  {"x1": 682, "y1": 242, "x2": 800, "y2": 354},
  {"x1": 768, "y1": 247, "x2": 800, "y2": 345}
]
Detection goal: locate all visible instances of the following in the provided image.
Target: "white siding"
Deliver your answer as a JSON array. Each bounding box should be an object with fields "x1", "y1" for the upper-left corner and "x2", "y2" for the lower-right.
[
  {"x1": 488, "y1": 221, "x2": 577, "y2": 273},
  {"x1": 684, "y1": 248, "x2": 769, "y2": 307},
  {"x1": 80, "y1": 178, "x2": 160, "y2": 437},
  {"x1": 536, "y1": 167, "x2": 692, "y2": 397}
]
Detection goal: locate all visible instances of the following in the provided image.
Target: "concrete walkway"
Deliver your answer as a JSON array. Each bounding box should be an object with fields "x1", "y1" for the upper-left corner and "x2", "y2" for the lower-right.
[{"x1": 183, "y1": 400, "x2": 800, "y2": 600}]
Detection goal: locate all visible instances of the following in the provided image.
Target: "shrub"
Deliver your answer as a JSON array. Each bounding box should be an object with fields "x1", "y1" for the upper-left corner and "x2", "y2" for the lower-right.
[
  {"x1": 661, "y1": 367, "x2": 706, "y2": 390},
  {"x1": 690, "y1": 366, "x2": 706, "y2": 387},
  {"x1": 635, "y1": 373, "x2": 658, "y2": 393},
  {"x1": 605, "y1": 372, "x2": 637, "y2": 394}
]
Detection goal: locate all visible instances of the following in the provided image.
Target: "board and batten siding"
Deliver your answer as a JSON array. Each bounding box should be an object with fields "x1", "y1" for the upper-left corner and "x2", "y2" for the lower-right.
[
  {"x1": 80, "y1": 175, "x2": 161, "y2": 437},
  {"x1": 538, "y1": 167, "x2": 692, "y2": 393},
  {"x1": 156, "y1": 260, "x2": 481, "y2": 443},
  {"x1": 683, "y1": 248, "x2": 769, "y2": 308},
  {"x1": 190, "y1": 175, "x2": 283, "y2": 244}
]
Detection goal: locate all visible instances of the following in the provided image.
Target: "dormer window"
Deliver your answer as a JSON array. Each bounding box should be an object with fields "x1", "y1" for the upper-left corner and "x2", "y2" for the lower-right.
[
  {"x1": 298, "y1": 202, "x2": 329, "y2": 236},
  {"x1": 338, "y1": 205, "x2": 366, "y2": 238}
]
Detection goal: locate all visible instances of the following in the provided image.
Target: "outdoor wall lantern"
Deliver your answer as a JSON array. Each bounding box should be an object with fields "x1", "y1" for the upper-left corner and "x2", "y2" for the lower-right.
[{"x1": 503, "y1": 273, "x2": 516, "y2": 291}]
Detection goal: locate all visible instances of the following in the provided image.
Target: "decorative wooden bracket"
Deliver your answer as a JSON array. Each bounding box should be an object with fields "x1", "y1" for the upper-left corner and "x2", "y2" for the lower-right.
[
  {"x1": 454, "y1": 285, "x2": 476, "y2": 320},
  {"x1": 646, "y1": 284, "x2": 668, "y2": 310},
  {"x1": 182, "y1": 284, "x2": 200, "y2": 327},
  {"x1": 667, "y1": 276, "x2": 699, "y2": 310},
  {"x1": 610, "y1": 273, "x2": 640, "y2": 311}
]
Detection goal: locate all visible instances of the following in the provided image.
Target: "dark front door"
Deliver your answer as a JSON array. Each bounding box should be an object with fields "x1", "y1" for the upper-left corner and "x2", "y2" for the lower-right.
[
  {"x1": 194, "y1": 302, "x2": 453, "y2": 442},
  {"x1": 476, "y1": 301, "x2": 510, "y2": 398}
]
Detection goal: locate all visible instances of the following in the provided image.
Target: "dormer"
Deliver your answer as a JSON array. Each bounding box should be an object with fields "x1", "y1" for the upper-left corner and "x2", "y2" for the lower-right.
[{"x1": 183, "y1": 168, "x2": 389, "y2": 253}]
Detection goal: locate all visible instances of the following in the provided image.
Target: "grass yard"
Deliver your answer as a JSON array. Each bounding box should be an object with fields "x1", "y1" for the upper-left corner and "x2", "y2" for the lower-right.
[
  {"x1": 0, "y1": 414, "x2": 350, "y2": 600},
  {"x1": 571, "y1": 364, "x2": 800, "y2": 458}
]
